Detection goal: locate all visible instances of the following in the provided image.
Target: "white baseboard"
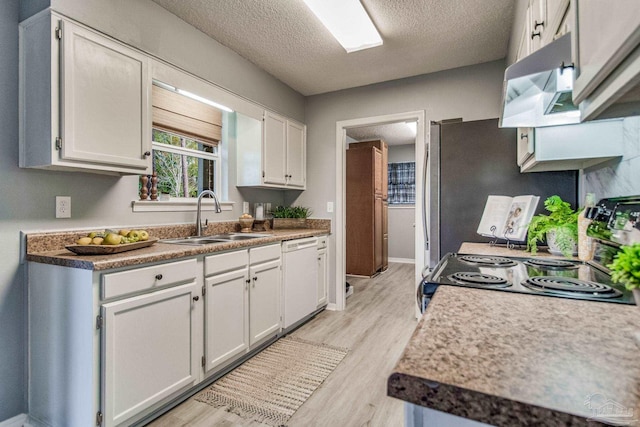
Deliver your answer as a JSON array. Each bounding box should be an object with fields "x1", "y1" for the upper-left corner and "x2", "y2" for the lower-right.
[
  {"x1": 326, "y1": 302, "x2": 337, "y2": 311},
  {"x1": 0, "y1": 414, "x2": 33, "y2": 427},
  {"x1": 388, "y1": 257, "x2": 415, "y2": 264}
]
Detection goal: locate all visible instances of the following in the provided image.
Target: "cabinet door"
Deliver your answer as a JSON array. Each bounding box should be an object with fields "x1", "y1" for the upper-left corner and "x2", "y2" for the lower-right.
[
  {"x1": 374, "y1": 196, "x2": 383, "y2": 271},
  {"x1": 101, "y1": 281, "x2": 198, "y2": 427},
  {"x1": 317, "y1": 247, "x2": 328, "y2": 307},
  {"x1": 263, "y1": 111, "x2": 287, "y2": 185},
  {"x1": 60, "y1": 19, "x2": 151, "y2": 171},
  {"x1": 544, "y1": 0, "x2": 570, "y2": 42},
  {"x1": 573, "y1": 0, "x2": 640, "y2": 104},
  {"x1": 382, "y1": 201, "x2": 388, "y2": 271},
  {"x1": 381, "y1": 142, "x2": 388, "y2": 200},
  {"x1": 249, "y1": 259, "x2": 281, "y2": 346},
  {"x1": 286, "y1": 120, "x2": 306, "y2": 188},
  {"x1": 205, "y1": 269, "x2": 249, "y2": 373},
  {"x1": 373, "y1": 147, "x2": 383, "y2": 196},
  {"x1": 517, "y1": 127, "x2": 535, "y2": 166},
  {"x1": 529, "y1": 0, "x2": 546, "y2": 52}
]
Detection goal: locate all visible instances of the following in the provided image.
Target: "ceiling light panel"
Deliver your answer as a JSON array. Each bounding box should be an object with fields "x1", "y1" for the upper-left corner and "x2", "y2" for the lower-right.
[{"x1": 303, "y1": 0, "x2": 382, "y2": 53}]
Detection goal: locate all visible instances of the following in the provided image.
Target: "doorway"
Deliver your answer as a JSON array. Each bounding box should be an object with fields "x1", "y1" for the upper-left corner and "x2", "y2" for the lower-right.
[{"x1": 334, "y1": 111, "x2": 426, "y2": 312}]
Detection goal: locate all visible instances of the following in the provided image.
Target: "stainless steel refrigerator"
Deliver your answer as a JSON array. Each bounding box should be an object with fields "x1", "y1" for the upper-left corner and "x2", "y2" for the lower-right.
[{"x1": 425, "y1": 118, "x2": 578, "y2": 268}]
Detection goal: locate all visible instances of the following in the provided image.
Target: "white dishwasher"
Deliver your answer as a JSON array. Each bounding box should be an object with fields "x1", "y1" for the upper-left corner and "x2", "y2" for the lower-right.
[{"x1": 282, "y1": 237, "x2": 319, "y2": 329}]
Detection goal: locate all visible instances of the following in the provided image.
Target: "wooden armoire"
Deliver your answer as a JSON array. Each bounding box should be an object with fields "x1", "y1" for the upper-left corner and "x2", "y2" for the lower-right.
[{"x1": 346, "y1": 140, "x2": 388, "y2": 277}]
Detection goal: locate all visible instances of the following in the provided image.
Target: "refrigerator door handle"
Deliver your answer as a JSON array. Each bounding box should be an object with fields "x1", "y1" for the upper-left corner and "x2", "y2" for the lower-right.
[{"x1": 422, "y1": 145, "x2": 429, "y2": 251}]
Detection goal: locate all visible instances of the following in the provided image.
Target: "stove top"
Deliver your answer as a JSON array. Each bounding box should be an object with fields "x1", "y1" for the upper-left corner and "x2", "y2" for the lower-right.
[{"x1": 423, "y1": 252, "x2": 635, "y2": 305}]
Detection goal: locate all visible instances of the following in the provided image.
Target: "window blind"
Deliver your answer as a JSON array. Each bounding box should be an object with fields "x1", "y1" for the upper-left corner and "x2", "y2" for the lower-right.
[{"x1": 152, "y1": 85, "x2": 222, "y2": 147}]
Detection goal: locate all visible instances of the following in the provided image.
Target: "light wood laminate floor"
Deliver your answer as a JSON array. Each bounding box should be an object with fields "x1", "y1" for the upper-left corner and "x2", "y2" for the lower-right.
[{"x1": 147, "y1": 262, "x2": 418, "y2": 427}]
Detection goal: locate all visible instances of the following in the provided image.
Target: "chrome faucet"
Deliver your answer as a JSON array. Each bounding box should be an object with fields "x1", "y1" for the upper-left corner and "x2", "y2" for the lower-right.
[{"x1": 196, "y1": 190, "x2": 222, "y2": 236}]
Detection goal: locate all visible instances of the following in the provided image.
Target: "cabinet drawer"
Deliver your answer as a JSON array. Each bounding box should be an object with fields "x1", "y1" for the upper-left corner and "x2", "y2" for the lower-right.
[
  {"x1": 317, "y1": 235, "x2": 328, "y2": 249},
  {"x1": 102, "y1": 259, "x2": 197, "y2": 300},
  {"x1": 205, "y1": 249, "x2": 249, "y2": 276},
  {"x1": 250, "y1": 244, "x2": 281, "y2": 265}
]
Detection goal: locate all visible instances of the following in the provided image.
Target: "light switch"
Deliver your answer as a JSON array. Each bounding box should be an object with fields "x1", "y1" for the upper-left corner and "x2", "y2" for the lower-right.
[{"x1": 327, "y1": 202, "x2": 334, "y2": 213}]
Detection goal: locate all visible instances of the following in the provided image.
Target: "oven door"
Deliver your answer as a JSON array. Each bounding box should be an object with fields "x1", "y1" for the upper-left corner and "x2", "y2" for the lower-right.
[{"x1": 417, "y1": 278, "x2": 439, "y2": 313}]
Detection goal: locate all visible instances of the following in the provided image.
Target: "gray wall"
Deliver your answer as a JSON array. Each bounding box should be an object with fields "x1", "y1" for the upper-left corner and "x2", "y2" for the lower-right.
[
  {"x1": 298, "y1": 59, "x2": 506, "y2": 302},
  {"x1": 0, "y1": 0, "x2": 26, "y2": 418},
  {"x1": 387, "y1": 144, "x2": 416, "y2": 163},
  {"x1": 1, "y1": 0, "x2": 305, "y2": 421},
  {"x1": 583, "y1": 117, "x2": 640, "y2": 199},
  {"x1": 387, "y1": 145, "x2": 416, "y2": 261}
]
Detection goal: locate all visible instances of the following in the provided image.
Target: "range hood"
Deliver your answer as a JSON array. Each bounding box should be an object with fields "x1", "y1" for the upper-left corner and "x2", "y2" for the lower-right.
[{"x1": 500, "y1": 33, "x2": 581, "y2": 128}]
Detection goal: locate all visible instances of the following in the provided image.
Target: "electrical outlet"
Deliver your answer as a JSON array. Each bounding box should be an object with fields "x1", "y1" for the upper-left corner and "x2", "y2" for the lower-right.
[
  {"x1": 243, "y1": 201, "x2": 249, "y2": 214},
  {"x1": 56, "y1": 196, "x2": 71, "y2": 218}
]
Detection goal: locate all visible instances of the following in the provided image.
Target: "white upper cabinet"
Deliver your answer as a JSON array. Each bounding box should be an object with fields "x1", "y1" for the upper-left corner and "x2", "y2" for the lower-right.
[
  {"x1": 519, "y1": 0, "x2": 571, "y2": 57},
  {"x1": 237, "y1": 110, "x2": 306, "y2": 189},
  {"x1": 285, "y1": 120, "x2": 306, "y2": 188},
  {"x1": 263, "y1": 111, "x2": 288, "y2": 186},
  {"x1": 528, "y1": 0, "x2": 547, "y2": 52},
  {"x1": 572, "y1": 0, "x2": 640, "y2": 121},
  {"x1": 19, "y1": 11, "x2": 152, "y2": 175},
  {"x1": 263, "y1": 110, "x2": 307, "y2": 189}
]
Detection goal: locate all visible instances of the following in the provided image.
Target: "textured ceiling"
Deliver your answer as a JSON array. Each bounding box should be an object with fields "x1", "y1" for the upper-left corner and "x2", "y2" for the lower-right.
[
  {"x1": 151, "y1": 0, "x2": 515, "y2": 96},
  {"x1": 347, "y1": 122, "x2": 416, "y2": 146}
]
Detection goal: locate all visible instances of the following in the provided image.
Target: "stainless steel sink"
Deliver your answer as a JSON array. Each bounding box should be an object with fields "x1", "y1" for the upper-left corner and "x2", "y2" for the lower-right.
[
  {"x1": 161, "y1": 233, "x2": 269, "y2": 245},
  {"x1": 160, "y1": 236, "x2": 231, "y2": 245},
  {"x1": 208, "y1": 233, "x2": 270, "y2": 241}
]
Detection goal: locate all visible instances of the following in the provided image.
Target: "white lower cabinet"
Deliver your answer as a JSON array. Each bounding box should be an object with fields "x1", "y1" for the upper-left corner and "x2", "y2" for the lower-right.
[
  {"x1": 249, "y1": 259, "x2": 282, "y2": 345},
  {"x1": 101, "y1": 282, "x2": 199, "y2": 427},
  {"x1": 317, "y1": 235, "x2": 328, "y2": 308},
  {"x1": 27, "y1": 242, "x2": 300, "y2": 426},
  {"x1": 28, "y1": 258, "x2": 200, "y2": 427},
  {"x1": 203, "y1": 244, "x2": 281, "y2": 373},
  {"x1": 204, "y1": 267, "x2": 249, "y2": 372}
]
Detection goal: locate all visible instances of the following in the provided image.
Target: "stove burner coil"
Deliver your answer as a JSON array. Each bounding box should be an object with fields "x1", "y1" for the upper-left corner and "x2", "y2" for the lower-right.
[
  {"x1": 521, "y1": 276, "x2": 622, "y2": 299},
  {"x1": 447, "y1": 272, "x2": 511, "y2": 288},
  {"x1": 458, "y1": 255, "x2": 518, "y2": 268},
  {"x1": 524, "y1": 259, "x2": 577, "y2": 269}
]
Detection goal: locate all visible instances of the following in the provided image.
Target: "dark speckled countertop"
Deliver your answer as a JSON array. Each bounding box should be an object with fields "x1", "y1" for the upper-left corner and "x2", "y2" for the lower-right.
[
  {"x1": 25, "y1": 220, "x2": 330, "y2": 271},
  {"x1": 388, "y1": 243, "x2": 640, "y2": 426}
]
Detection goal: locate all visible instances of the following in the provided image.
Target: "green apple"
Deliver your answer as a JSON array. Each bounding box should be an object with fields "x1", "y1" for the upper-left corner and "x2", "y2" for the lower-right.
[{"x1": 103, "y1": 233, "x2": 122, "y2": 245}]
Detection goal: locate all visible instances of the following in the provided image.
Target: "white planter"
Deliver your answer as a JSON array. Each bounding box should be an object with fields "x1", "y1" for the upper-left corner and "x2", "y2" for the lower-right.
[{"x1": 546, "y1": 229, "x2": 577, "y2": 257}]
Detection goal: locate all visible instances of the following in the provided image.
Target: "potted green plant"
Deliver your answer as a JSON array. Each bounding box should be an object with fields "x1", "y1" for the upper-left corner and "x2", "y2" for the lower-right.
[
  {"x1": 271, "y1": 205, "x2": 312, "y2": 229},
  {"x1": 527, "y1": 195, "x2": 580, "y2": 257},
  {"x1": 609, "y1": 243, "x2": 640, "y2": 304}
]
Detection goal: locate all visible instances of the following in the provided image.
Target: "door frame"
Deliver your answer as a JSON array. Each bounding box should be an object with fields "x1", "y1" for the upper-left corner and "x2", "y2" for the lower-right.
[{"x1": 334, "y1": 111, "x2": 426, "y2": 312}]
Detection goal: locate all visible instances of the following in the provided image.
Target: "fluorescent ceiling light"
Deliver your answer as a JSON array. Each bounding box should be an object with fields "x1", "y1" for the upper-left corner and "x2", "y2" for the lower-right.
[
  {"x1": 303, "y1": 0, "x2": 382, "y2": 53},
  {"x1": 405, "y1": 121, "x2": 417, "y2": 135},
  {"x1": 153, "y1": 80, "x2": 234, "y2": 112},
  {"x1": 177, "y1": 89, "x2": 234, "y2": 113}
]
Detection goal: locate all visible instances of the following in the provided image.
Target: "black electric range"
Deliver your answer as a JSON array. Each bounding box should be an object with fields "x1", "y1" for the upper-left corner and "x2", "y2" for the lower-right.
[
  {"x1": 419, "y1": 195, "x2": 640, "y2": 312},
  {"x1": 419, "y1": 252, "x2": 635, "y2": 312}
]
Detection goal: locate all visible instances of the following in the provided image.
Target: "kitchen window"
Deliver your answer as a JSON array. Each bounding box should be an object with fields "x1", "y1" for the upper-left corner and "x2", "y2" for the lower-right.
[
  {"x1": 134, "y1": 81, "x2": 227, "y2": 210},
  {"x1": 151, "y1": 129, "x2": 218, "y2": 198}
]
